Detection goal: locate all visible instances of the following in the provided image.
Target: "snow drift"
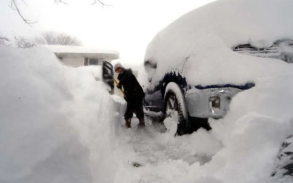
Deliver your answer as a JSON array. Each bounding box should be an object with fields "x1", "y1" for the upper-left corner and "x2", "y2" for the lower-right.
[{"x1": 0, "y1": 45, "x2": 119, "y2": 183}]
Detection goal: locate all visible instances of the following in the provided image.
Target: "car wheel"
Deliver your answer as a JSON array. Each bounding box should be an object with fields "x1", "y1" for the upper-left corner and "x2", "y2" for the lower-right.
[
  {"x1": 271, "y1": 134, "x2": 293, "y2": 181},
  {"x1": 164, "y1": 82, "x2": 188, "y2": 135}
]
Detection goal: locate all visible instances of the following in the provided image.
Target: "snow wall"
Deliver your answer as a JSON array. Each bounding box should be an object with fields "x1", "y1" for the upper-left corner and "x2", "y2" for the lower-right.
[{"x1": 0, "y1": 45, "x2": 121, "y2": 183}]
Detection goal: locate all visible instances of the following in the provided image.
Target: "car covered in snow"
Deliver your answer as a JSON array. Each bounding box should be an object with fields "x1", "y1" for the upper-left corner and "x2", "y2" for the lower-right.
[{"x1": 143, "y1": 0, "x2": 293, "y2": 135}]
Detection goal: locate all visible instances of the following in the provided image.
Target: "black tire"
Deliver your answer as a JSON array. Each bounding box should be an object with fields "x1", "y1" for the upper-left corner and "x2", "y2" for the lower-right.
[
  {"x1": 272, "y1": 134, "x2": 293, "y2": 180},
  {"x1": 164, "y1": 82, "x2": 189, "y2": 135}
]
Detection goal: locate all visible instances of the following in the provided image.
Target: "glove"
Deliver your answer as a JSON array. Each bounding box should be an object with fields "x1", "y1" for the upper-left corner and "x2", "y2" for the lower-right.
[{"x1": 117, "y1": 84, "x2": 122, "y2": 89}]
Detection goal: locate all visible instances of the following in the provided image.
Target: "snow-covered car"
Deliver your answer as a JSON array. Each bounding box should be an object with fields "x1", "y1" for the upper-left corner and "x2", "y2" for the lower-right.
[
  {"x1": 143, "y1": 0, "x2": 293, "y2": 135},
  {"x1": 77, "y1": 61, "x2": 114, "y2": 94}
]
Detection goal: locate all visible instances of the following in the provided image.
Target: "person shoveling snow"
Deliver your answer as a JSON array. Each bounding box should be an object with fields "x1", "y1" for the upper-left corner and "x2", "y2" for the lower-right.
[{"x1": 114, "y1": 63, "x2": 145, "y2": 128}]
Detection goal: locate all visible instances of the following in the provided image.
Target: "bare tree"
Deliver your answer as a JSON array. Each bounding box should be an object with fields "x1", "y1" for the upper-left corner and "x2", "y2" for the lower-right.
[
  {"x1": 0, "y1": 33, "x2": 36, "y2": 48},
  {"x1": 14, "y1": 36, "x2": 35, "y2": 48},
  {"x1": 10, "y1": 0, "x2": 108, "y2": 26},
  {"x1": 35, "y1": 32, "x2": 82, "y2": 46},
  {"x1": 0, "y1": 34, "x2": 11, "y2": 45},
  {"x1": 91, "y1": 0, "x2": 109, "y2": 6},
  {"x1": 9, "y1": 0, "x2": 37, "y2": 26}
]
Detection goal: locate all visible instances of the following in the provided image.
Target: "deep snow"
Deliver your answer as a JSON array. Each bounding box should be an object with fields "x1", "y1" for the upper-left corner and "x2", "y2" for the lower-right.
[
  {"x1": 0, "y1": 44, "x2": 223, "y2": 183},
  {"x1": 0, "y1": 45, "x2": 119, "y2": 183},
  {"x1": 2, "y1": 0, "x2": 293, "y2": 182},
  {"x1": 114, "y1": 76, "x2": 293, "y2": 183},
  {"x1": 1, "y1": 44, "x2": 293, "y2": 183}
]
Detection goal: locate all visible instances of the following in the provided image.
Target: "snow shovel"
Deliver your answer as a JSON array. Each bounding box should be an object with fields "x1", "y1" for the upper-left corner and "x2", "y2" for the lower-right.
[{"x1": 114, "y1": 78, "x2": 125, "y2": 96}]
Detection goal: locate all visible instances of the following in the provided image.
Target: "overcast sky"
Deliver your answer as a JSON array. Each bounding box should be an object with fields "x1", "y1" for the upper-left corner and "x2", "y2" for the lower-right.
[{"x1": 0, "y1": 0, "x2": 215, "y2": 63}]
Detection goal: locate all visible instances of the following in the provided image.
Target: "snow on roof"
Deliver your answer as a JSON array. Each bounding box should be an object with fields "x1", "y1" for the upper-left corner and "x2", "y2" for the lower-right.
[
  {"x1": 41, "y1": 45, "x2": 119, "y2": 58},
  {"x1": 145, "y1": 0, "x2": 293, "y2": 87}
]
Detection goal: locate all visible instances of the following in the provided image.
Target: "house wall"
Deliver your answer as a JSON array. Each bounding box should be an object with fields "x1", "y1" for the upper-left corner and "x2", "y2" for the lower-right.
[
  {"x1": 61, "y1": 57, "x2": 85, "y2": 67},
  {"x1": 59, "y1": 56, "x2": 117, "y2": 68}
]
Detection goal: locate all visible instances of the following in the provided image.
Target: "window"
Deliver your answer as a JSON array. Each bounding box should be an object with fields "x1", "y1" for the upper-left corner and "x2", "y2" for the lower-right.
[
  {"x1": 89, "y1": 58, "x2": 100, "y2": 65},
  {"x1": 233, "y1": 39, "x2": 293, "y2": 63},
  {"x1": 84, "y1": 58, "x2": 101, "y2": 66}
]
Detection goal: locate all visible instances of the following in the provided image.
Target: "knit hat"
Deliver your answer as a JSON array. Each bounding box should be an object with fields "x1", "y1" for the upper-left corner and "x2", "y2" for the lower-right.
[{"x1": 114, "y1": 62, "x2": 123, "y2": 71}]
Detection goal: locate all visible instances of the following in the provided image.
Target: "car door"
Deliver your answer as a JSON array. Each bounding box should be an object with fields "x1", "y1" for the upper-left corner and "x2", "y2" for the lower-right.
[{"x1": 102, "y1": 61, "x2": 114, "y2": 94}]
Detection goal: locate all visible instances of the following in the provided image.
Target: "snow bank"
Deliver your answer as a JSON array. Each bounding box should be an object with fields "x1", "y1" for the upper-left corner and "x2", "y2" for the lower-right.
[
  {"x1": 145, "y1": 0, "x2": 293, "y2": 88},
  {"x1": 2, "y1": 44, "x2": 292, "y2": 183},
  {"x1": 76, "y1": 65, "x2": 102, "y2": 81},
  {"x1": 206, "y1": 75, "x2": 293, "y2": 183},
  {"x1": 0, "y1": 45, "x2": 119, "y2": 183}
]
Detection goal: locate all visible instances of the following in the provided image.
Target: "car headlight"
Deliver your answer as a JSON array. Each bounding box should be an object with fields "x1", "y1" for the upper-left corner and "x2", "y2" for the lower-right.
[{"x1": 209, "y1": 96, "x2": 221, "y2": 109}]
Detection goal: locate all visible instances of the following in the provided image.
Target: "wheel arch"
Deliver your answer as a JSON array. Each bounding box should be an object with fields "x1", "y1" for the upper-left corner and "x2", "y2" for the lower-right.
[
  {"x1": 160, "y1": 72, "x2": 187, "y2": 97},
  {"x1": 164, "y1": 82, "x2": 189, "y2": 119}
]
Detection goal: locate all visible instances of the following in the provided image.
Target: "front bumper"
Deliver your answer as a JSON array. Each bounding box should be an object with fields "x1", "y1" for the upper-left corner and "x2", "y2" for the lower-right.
[{"x1": 185, "y1": 87, "x2": 242, "y2": 118}]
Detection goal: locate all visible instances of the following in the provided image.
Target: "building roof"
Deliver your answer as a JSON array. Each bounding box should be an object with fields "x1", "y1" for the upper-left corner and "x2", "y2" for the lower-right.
[{"x1": 41, "y1": 45, "x2": 119, "y2": 59}]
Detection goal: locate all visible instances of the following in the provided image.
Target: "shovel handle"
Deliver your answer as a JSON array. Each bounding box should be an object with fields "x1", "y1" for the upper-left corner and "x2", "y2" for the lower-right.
[{"x1": 114, "y1": 79, "x2": 125, "y2": 96}]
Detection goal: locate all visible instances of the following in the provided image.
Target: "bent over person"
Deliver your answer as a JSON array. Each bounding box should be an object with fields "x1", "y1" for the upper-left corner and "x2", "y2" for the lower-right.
[{"x1": 114, "y1": 63, "x2": 145, "y2": 128}]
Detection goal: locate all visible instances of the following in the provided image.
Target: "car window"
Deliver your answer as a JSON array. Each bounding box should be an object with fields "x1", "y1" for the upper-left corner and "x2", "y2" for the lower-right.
[{"x1": 233, "y1": 39, "x2": 293, "y2": 63}]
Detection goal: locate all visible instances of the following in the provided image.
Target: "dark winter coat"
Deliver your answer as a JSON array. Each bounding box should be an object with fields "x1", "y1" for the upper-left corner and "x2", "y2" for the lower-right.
[{"x1": 117, "y1": 69, "x2": 144, "y2": 103}]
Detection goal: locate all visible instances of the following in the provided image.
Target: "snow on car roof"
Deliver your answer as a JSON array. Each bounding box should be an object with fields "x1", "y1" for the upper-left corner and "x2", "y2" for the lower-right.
[{"x1": 145, "y1": 0, "x2": 293, "y2": 87}]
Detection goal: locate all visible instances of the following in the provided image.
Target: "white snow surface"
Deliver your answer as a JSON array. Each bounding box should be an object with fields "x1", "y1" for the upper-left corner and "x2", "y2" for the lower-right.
[
  {"x1": 0, "y1": 46, "x2": 119, "y2": 183},
  {"x1": 2, "y1": 1, "x2": 293, "y2": 181},
  {"x1": 76, "y1": 65, "x2": 102, "y2": 81},
  {"x1": 1, "y1": 41, "x2": 293, "y2": 183},
  {"x1": 145, "y1": 0, "x2": 293, "y2": 88}
]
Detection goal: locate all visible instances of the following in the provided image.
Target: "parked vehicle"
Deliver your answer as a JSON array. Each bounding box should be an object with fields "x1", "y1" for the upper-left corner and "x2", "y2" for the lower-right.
[
  {"x1": 144, "y1": 39, "x2": 293, "y2": 134},
  {"x1": 143, "y1": 0, "x2": 293, "y2": 135},
  {"x1": 102, "y1": 61, "x2": 115, "y2": 94},
  {"x1": 144, "y1": 61, "x2": 255, "y2": 134}
]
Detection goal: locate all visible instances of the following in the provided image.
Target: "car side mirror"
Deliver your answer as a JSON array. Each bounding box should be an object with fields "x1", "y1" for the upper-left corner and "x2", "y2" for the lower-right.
[
  {"x1": 144, "y1": 60, "x2": 157, "y2": 69},
  {"x1": 144, "y1": 60, "x2": 157, "y2": 83}
]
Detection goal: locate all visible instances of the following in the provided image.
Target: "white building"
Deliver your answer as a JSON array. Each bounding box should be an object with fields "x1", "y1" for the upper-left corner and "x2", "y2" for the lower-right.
[{"x1": 43, "y1": 45, "x2": 119, "y2": 67}]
